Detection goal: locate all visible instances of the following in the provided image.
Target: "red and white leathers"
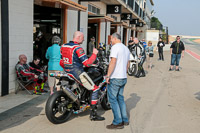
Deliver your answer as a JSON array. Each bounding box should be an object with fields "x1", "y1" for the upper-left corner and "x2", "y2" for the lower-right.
[
  {"x1": 16, "y1": 62, "x2": 47, "y2": 89},
  {"x1": 60, "y1": 41, "x2": 100, "y2": 105}
]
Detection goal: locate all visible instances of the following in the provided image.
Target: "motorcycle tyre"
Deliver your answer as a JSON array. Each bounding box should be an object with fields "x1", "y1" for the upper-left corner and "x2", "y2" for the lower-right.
[
  {"x1": 101, "y1": 93, "x2": 111, "y2": 110},
  {"x1": 45, "y1": 91, "x2": 73, "y2": 124},
  {"x1": 128, "y1": 63, "x2": 137, "y2": 76}
]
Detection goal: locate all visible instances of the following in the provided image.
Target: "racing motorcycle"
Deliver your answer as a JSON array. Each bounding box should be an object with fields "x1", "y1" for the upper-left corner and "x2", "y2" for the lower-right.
[{"x1": 45, "y1": 60, "x2": 110, "y2": 124}]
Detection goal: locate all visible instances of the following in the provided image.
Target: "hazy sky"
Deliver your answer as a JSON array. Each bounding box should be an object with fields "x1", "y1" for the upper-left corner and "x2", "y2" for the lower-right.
[{"x1": 153, "y1": 0, "x2": 200, "y2": 36}]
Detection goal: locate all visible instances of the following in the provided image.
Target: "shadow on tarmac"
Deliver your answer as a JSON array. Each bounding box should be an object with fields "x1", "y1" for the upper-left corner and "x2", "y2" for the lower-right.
[
  {"x1": 126, "y1": 93, "x2": 141, "y2": 119},
  {"x1": 69, "y1": 93, "x2": 141, "y2": 121},
  {"x1": 0, "y1": 93, "x2": 49, "y2": 132},
  {"x1": 0, "y1": 93, "x2": 141, "y2": 130},
  {"x1": 65, "y1": 103, "x2": 108, "y2": 122},
  {"x1": 194, "y1": 92, "x2": 200, "y2": 101}
]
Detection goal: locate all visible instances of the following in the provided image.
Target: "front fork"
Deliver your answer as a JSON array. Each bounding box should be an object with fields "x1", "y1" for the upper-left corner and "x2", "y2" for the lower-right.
[{"x1": 98, "y1": 78, "x2": 107, "y2": 103}]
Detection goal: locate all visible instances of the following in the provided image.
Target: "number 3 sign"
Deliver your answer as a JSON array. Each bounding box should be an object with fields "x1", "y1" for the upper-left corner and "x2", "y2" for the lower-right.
[{"x1": 107, "y1": 5, "x2": 122, "y2": 14}]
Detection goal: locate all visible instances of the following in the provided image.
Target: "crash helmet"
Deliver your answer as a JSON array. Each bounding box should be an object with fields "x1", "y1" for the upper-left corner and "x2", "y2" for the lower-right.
[
  {"x1": 37, "y1": 31, "x2": 43, "y2": 38},
  {"x1": 99, "y1": 43, "x2": 106, "y2": 50}
]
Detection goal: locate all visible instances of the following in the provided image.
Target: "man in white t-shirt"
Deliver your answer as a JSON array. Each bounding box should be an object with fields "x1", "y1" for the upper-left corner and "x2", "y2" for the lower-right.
[{"x1": 106, "y1": 32, "x2": 130, "y2": 129}]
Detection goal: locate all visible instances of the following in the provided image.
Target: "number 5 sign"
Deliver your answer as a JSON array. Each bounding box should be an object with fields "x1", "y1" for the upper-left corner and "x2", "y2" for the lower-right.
[{"x1": 107, "y1": 5, "x2": 121, "y2": 14}]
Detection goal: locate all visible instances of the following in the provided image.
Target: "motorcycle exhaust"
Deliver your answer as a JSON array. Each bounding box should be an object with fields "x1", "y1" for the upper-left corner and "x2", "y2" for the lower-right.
[{"x1": 63, "y1": 87, "x2": 80, "y2": 106}]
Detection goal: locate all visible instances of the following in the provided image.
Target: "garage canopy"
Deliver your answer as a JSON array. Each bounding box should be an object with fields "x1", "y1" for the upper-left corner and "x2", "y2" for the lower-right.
[{"x1": 34, "y1": 0, "x2": 87, "y2": 12}]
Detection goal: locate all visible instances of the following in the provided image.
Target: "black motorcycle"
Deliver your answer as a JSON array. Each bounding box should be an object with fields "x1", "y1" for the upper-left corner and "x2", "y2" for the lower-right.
[{"x1": 45, "y1": 61, "x2": 110, "y2": 124}]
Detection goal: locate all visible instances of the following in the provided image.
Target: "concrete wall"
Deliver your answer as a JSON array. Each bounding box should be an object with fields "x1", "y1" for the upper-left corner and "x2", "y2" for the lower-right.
[
  {"x1": 66, "y1": 0, "x2": 78, "y2": 41},
  {"x1": 67, "y1": 10, "x2": 78, "y2": 41},
  {"x1": 99, "y1": 21, "x2": 111, "y2": 45},
  {"x1": 121, "y1": 26, "x2": 123, "y2": 43},
  {"x1": 106, "y1": 22, "x2": 111, "y2": 44},
  {"x1": 137, "y1": 26, "x2": 146, "y2": 40},
  {"x1": 66, "y1": 2, "x2": 88, "y2": 52},
  {"x1": 80, "y1": 2, "x2": 88, "y2": 52},
  {"x1": 127, "y1": 29, "x2": 131, "y2": 44},
  {"x1": 0, "y1": 1, "x2": 1, "y2": 95},
  {"x1": 88, "y1": 2, "x2": 110, "y2": 48},
  {"x1": 9, "y1": 0, "x2": 33, "y2": 92},
  {"x1": 106, "y1": 22, "x2": 111, "y2": 51},
  {"x1": 116, "y1": 25, "x2": 124, "y2": 42},
  {"x1": 142, "y1": 25, "x2": 148, "y2": 40},
  {"x1": 146, "y1": 30, "x2": 159, "y2": 46},
  {"x1": 138, "y1": 32, "x2": 144, "y2": 40},
  {"x1": 100, "y1": 22, "x2": 105, "y2": 44},
  {"x1": 89, "y1": 2, "x2": 106, "y2": 14}
]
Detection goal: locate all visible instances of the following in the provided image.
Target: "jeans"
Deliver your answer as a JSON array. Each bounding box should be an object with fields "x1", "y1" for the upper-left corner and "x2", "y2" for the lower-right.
[
  {"x1": 107, "y1": 78, "x2": 129, "y2": 125},
  {"x1": 171, "y1": 53, "x2": 181, "y2": 66}
]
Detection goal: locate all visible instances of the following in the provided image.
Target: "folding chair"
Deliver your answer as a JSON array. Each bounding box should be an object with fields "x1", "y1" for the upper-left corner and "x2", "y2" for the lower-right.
[{"x1": 15, "y1": 71, "x2": 35, "y2": 95}]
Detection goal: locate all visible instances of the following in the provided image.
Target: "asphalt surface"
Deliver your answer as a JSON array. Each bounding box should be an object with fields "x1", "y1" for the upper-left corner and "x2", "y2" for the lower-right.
[{"x1": 182, "y1": 38, "x2": 200, "y2": 54}]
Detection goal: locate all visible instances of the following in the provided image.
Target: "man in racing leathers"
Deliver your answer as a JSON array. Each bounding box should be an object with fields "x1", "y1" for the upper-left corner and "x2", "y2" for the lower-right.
[
  {"x1": 130, "y1": 38, "x2": 146, "y2": 78},
  {"x1": 16, "y1": 54, "x2": 47, "y2": 95},
  {"x1": 60, "y1": 31, "x2": 105, "y2": 121}
]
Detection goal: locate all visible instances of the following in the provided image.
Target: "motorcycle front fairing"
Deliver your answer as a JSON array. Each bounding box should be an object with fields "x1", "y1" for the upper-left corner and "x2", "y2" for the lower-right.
[{"x1": 85, "y1": 67, "x2": 103, "y2": 83}]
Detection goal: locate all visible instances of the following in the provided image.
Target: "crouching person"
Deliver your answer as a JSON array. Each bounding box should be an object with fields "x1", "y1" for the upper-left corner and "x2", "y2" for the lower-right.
[{"x1": 16, "y1": 54, "x2": 46, "y2": 95}]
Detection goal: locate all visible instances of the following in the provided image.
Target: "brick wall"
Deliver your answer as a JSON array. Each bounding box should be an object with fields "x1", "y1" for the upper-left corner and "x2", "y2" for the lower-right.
[
  {"x1": 80, "y1": 2, "x2": 88, "y2": 52},
  {"x1": 67, "y1": 10, "x2": 78, "y2": 43},
  {"x1": 0, "y1": 1, "x2": 2, "y2": 95},
  {"x1": 9, "y1": 0, "x2": 33, "y2": 92},
  {"x1": 67, "y1": 2, "x2": 88, "y2": 53}
]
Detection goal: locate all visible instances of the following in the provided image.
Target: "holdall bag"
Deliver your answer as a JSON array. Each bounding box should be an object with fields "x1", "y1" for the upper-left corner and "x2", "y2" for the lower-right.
[{"x1": 149, "y1": 53, "x2": 154, "y2": 57}]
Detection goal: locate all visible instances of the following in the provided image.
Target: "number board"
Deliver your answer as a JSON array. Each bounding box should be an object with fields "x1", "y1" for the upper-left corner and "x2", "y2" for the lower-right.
[
  {"x1": 80, "y1": 0, "x2": 100, "y2": 1},
  {"x1": 136, "y1": 22, "x2": 144, "y2": 27},
  {"x1": 121, "y1": 13, "x2": 132, "y2": 20},
  {"x1": 130, "y1": 19, "x2": 139, "y2": 24},
  {"x1": 107, "y1": 5, "x2": 121, "y2": 14}
]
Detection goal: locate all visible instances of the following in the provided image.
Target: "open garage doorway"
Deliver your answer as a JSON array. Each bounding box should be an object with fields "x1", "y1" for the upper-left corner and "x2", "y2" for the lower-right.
[{"x1": 33, "y1": 5, "x2": 62, "y2": 65}]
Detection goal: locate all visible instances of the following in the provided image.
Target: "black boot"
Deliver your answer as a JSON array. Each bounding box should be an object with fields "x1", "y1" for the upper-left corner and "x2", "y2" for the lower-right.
[
  {"x1": 90, "y1": 105, "x2": 105, "y2": 121},
  {"x1": 140, "y1": 68, "x2": 146, "y2": 77},
  {"x1": 135, "y1": 70, "x2": 141, "y2": 78}
]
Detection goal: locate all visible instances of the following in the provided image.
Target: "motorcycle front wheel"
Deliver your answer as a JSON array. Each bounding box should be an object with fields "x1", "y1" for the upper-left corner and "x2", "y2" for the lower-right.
[
  {"x1": 45, "y1": 91, "x2": 73, "y2": 124},
  {"x1": 128, "y1": 63, "x2": 137, "y2": 76},
  {"x1": 101, "y1": 93, "x2": 111, "y2": 110}
]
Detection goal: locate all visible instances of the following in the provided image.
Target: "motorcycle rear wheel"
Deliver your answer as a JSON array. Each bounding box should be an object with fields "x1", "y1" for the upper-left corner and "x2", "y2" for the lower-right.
[{"x1": 45, "y1": 91, "x2": 73, "y2": 124}]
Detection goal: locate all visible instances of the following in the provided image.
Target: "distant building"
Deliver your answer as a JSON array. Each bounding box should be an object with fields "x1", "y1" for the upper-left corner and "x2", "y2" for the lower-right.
[{"x1": 137, "y1": 0, "x2": 154, "y2": 40}]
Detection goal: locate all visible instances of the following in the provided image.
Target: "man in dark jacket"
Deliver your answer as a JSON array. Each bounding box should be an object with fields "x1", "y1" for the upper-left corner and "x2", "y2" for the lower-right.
[
  {"x1": 16, "y1": 55, "x2": 46, "y2": 95},
  {"x1": 169, "y1": 36, "x2": 185, "y2": 71},
  {"x1": 157, "y1": 38, "x2": 165, "y2": 61},
  {"x1": 133, "y1": 38, "x2": 146, "y2": 78},
  {"x1": 128, "y1": 37, "x2": 134, "y2": 50}
]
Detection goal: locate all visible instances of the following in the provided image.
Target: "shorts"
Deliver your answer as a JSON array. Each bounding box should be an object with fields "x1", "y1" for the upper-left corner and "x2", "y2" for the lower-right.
[
  {"x1": 48, "y1": 70, "x2": 61, "y2": 88},
  {"x1": 171, "y1": 54, "x2": 181, "y2": 66}
]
